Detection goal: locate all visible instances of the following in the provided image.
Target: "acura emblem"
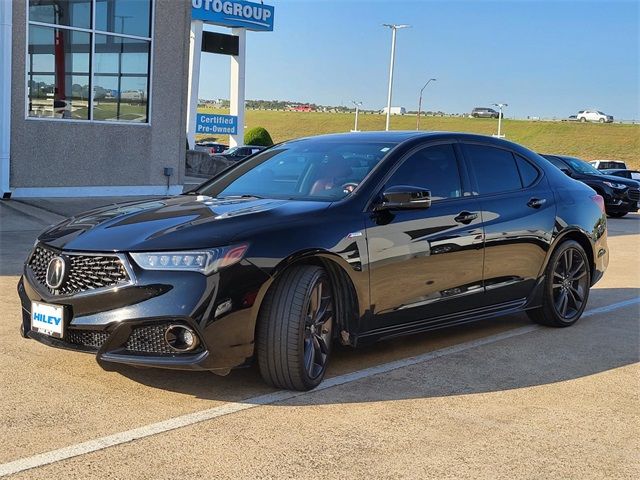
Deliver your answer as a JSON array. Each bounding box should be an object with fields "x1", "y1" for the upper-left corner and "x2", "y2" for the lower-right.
[{"x1": 46, "y1": 256, "x2": 67, "y2": 290}]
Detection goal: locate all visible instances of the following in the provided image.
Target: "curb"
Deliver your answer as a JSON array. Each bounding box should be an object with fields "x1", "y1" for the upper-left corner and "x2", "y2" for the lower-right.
[{"x1": 1, "y1": 199, "x2": 67, "y2": 224}]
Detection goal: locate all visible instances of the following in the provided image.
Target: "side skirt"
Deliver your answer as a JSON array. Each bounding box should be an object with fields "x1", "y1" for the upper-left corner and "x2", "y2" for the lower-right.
[{"x1": 354, "y1": 298, "x2": 528, "y2": 346}]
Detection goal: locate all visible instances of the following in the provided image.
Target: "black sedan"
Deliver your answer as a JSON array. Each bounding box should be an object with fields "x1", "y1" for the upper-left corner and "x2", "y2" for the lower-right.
[
  {"x1": 542, "y1": 154, "x2": 640, "y2": 217},
  {"x1": 18, "y1": 132, "x2": 609, "y2": 391}
]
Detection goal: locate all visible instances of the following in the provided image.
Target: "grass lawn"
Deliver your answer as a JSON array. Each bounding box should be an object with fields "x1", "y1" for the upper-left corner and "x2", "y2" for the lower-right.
[{"x1": 198, "y1": 108, "x2": 640, "y2": 169}]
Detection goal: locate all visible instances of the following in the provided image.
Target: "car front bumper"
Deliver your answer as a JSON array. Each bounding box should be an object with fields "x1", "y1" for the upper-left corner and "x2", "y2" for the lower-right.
[
  {"x1": 18, "y1": 254, "x2": 272, "y2": 373},
  {"x1": 602, "y1": 187, "x2": 640, "y2": 213}
]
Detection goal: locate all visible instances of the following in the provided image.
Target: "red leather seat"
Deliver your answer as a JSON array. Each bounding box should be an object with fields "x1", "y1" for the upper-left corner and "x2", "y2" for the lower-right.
[{"x1": 310, "y1": 155, "x2": 352, "y2": 195}]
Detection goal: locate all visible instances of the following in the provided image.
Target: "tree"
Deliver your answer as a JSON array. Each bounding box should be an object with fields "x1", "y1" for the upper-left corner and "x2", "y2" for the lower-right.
[{"x1": 244, "y1": 126, "x2": 274, "y2": 146}]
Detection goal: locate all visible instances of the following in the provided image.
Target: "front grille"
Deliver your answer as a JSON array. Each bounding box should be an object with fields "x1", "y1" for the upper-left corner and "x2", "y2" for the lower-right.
[
  {"x1": 28, "y1": 245, "x2": 132, "y2": 296},
  {"x1": 125, "y1": 323, "x2": 201, "y2": 355},
  {"x1": 66, "y1": 329, "x2": 110, "y2": 350},
  {"x1": 627, "y1": 188, "x2": 640, "y2": 202}
]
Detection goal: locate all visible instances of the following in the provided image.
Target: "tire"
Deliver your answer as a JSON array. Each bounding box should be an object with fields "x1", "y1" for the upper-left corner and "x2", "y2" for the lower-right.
[
  {"x1": 599, "y1": 118, "x2": 605, "y2": 123},
  {"x1": 527, "y1": 240, "x2": 591, "y2": 327},
  {"x1": 257, "y1": 265, "x2": 334, "y2": 390},
  {"x1": 607, "y1": 211, "x2": 627, "y2": 218},
  {"x1": 580, "y1": 117, "x2": 586, "y2": 122}
]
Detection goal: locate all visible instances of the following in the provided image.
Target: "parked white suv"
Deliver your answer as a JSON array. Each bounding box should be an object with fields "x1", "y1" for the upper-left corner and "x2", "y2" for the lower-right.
[{"x1": 577, "y1": 110, "x2": 614, "y2": 123}]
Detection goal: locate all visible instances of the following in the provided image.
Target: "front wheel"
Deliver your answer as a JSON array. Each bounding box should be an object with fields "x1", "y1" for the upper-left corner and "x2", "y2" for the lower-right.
[
  {"x1": 580, "y1": 117, "x2": 586, "y2": 122},
  {"x1": 607, "y1": 210, "x2": 627, "y2": 218},
  {"x1": 527, "y1": 240, "x2": 591, "y2": 327},
  {"x1": 257, "y1": 265, "x2": 334, "y2": 390},
  {"x1": 599, "y1": 118, "x2": 605, "y2": 123}
]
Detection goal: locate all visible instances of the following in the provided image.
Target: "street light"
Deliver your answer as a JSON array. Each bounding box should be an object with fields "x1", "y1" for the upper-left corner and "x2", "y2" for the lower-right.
[
  {"x1": 383, "y1": 23, "x2": 410, "y2": 131},
  {"x1": 351, "y1": 100, "x2": 363, "y2": 132},
  {"x1": 492, "y1": 103, "x2": 508, "y2": 138},
  {"x1": 416, "y1": 78, "x2": 436, "y2": 130}
]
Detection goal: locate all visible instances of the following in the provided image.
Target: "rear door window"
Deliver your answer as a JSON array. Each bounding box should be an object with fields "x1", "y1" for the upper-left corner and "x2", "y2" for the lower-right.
[{"x1": 461, "y1": 144, "x2": 522, "y2": 194}]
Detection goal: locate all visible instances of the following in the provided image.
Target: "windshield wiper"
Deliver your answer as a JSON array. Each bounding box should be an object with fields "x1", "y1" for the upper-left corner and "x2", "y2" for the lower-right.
[{"x1": 217, "y1": 194, "x2": 264, "y2": 200}]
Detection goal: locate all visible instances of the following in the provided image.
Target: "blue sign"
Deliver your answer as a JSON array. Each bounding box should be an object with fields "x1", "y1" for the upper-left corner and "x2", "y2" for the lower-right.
[
  {"x1": 191, "y1": 0, "x2": 274, "y2": 32},
  {"x1": 196, "y1": 113, "x2": 238, "y2": 135}
]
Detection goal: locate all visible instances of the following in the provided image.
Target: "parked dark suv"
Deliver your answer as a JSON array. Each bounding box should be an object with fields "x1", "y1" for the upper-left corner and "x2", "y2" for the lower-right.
[
  {"x1": 542, "y1": 154, "x2": 640, "y2": 217},
  {"x1": 19, "y1": 132, "x2": 609, "y2": 391},
  {"x1": 471, "y1": 107, "x2": 500, "y2": 118},
  {"x1": 214, "y1": 145, "x2": 265, "y2": 162}
]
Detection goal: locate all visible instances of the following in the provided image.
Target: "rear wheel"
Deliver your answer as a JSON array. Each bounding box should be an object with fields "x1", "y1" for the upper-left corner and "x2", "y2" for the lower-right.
[
  {"x1": 527, "y1": 241, "x2": 591, "y2": 327},
  {"x1": 257, "y1": 265, "x2": 334, "y2": 390},
  {"x1": 580, "y1": 117, "x2": 586, "y2": 122}
]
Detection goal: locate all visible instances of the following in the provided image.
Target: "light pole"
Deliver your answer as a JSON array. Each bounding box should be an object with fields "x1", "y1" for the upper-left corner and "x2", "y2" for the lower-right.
[
  {"x1": 416, "y1": 78, "x2": 436, "y2": 130},
  {"x1": 383, "y1": 24, "x2": 410, "y2": 131},
  {"x1": 351, "y1": 101, "x2": 363, "y2": 132},
  {"x1": 492, "y1": 103, "x2": 508, "y2": 138}
]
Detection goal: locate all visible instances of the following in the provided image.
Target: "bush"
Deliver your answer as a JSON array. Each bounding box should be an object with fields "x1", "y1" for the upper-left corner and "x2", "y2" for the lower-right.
[{"x1": 244, "y1": 126, "x2": 274, "y2": 147}]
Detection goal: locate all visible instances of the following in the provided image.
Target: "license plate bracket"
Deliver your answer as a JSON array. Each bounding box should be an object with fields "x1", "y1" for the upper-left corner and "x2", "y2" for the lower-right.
[{"x1": 31, "y1": 301, "x2": 65, "y2": 338}]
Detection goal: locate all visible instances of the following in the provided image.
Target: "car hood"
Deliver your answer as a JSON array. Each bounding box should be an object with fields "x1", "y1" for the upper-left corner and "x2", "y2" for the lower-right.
[
  {"x1": 39, "y1": 195, "x2": 331, "y2": 252},
  {"x1": 575, "y1": 173, "x2": 640, "y2": 188}
]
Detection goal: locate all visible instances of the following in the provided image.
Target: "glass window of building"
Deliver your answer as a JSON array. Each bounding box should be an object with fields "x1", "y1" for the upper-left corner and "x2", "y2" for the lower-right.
[{"x1": 27, "y1": 0, "x2": 152, "y2": 123}]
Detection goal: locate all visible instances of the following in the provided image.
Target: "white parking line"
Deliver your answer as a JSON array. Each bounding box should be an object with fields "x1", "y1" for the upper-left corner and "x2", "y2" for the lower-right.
[{"x1": 1, "y1": 297, "x2": 638, "y2": 478}]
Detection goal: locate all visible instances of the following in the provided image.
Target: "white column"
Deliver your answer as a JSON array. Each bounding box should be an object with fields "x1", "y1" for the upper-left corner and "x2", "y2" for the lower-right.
[
  {"x1": 229, "y1": 28, "x2": 246, "y2": 147},
  {"x1": 186, "y1": 20, "x2": 203, "y2": 150},
  {"x1": 0, "y1": 0, "x2": 12, "y2": 197}
]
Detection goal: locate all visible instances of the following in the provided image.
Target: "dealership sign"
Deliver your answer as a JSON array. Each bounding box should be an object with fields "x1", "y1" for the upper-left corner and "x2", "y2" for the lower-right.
[
  {"x1": 196, "y1": 113, "x2": 238, "y2": 135},
  {"x1": 191, "y1": 0, "x2": 274, "y2": 31}
]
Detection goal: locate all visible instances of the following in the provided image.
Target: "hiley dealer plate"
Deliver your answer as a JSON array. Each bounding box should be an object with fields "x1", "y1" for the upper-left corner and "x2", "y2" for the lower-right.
[{"x1": 31, "y1": 301, "x2": 64, "y2": 338}]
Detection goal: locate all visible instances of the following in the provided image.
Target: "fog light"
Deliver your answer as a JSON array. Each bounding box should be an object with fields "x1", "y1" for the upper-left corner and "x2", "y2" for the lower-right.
[{"x1": 164, "y1": 325, "x2": 200, "y2": 352}]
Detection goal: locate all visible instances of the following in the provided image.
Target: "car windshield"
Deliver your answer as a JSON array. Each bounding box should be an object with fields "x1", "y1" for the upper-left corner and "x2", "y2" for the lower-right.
[
  {"x1": 195, "y1": 138, "x2": 397, "y2": 201},
  {"x1": 224, "y1": 146, "x2": 241, "y2": 155},
  {"x1": 562, "y1": 156, "x2": 602, "y2": 175}
]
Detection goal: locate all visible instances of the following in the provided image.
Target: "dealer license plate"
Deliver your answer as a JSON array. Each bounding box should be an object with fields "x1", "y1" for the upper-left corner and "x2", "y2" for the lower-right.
[{"x1": 31, "y1": 301, "x2": 64, "y2": 338}]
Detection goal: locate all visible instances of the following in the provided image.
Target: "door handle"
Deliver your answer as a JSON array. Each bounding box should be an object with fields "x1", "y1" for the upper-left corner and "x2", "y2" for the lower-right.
[
  {"x1": 527, "y1": 197, "x2": 547, "y2": 209},
  {"x1": 454, "y1": 211, "x2": 478, "y2": 224}
]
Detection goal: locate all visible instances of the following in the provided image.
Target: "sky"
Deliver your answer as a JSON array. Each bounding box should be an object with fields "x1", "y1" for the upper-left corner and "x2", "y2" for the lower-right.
[{"x1": 199, "y1": 0, "x2": 639, "y2": 120}]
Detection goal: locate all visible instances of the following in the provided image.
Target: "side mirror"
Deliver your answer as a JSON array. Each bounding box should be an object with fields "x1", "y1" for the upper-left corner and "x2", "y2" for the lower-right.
[
  {"x1": 561, "y1": 168, "x2": 572, "y2": 176},
  {"x1": 376, "y1": 185, "x2": 432, "y2": 210}
]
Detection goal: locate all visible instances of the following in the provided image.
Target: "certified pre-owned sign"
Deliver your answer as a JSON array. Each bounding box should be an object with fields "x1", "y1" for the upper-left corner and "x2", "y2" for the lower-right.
[
  {"x1": 196, "y1": 113, "x2": 238, "y2": 135},
  {"x1": 191, "y1": 0, "x2": 274, "y2": 31}
]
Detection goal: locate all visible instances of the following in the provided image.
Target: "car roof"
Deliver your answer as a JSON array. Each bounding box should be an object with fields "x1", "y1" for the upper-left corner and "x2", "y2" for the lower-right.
[
  {"x1": 284, "y1": 131, "x2": 541, "y2": 157},
  {"x1": 288, "y1": 131, "x2": 509, "y2": 143},
  {"x1": 541, "y1": 153, "x2": 584, "y2": 163},
  {"x1": 601, "y1": 168, "x2": 638, "y2": 173}
]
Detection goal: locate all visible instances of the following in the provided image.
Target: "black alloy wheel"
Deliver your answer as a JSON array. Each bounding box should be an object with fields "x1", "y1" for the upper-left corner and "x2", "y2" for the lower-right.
[
  {"x1": 551, "y1": 247, "x2": 589, "y2": 320},
  {"x1": 303, "y1": 277, "x2": 333, "y2": 381},
  {"x1": 528, "y1": 240, "x2": 591, "y2": 327},
  {"x1": 257, "y1": 265, "x2": 335, "y2": 390}
]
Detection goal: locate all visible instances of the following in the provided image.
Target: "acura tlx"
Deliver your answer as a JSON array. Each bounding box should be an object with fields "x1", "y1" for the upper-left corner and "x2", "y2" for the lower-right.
[{"x1": 18, "y1": 132, "x2": 608, "y2": 391}]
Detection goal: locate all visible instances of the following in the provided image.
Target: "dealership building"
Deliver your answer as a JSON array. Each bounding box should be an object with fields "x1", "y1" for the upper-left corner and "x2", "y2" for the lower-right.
[{"x1": 0, "y1": 0, "x2": 271, "y2": 198}]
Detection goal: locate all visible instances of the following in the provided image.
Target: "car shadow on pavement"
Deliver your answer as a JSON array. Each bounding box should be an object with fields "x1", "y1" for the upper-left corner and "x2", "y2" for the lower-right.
[{"x1": 112, "y1": 287, "x2": 640, "y2": 405}]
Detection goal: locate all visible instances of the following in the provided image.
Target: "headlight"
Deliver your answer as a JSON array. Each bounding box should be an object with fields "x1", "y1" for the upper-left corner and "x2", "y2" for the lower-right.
[
  {"x1": 130, "y1": 244, "x2": 248, "y2": 275},
  {"x1": 603, "y1": 181, "x2": 626, "y2": 189}
]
